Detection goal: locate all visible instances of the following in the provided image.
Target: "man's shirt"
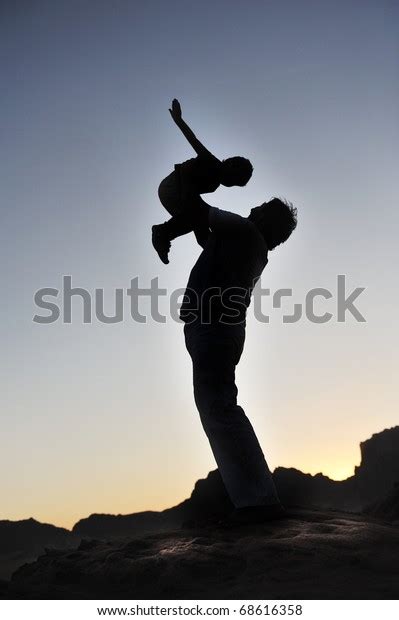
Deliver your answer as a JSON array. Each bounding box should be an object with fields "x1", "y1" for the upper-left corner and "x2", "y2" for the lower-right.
[{"x1": 180, "y1": 208, "x2": 268, "y2": 325}]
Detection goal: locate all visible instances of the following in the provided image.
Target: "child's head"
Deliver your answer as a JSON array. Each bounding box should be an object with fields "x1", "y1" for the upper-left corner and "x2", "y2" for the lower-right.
[
  {"x1": 220, "y1": 157, "x2": 253, "y2": 187},
  {"x1": 249, "y1": 197, "x2": 297, "y2": 249}
]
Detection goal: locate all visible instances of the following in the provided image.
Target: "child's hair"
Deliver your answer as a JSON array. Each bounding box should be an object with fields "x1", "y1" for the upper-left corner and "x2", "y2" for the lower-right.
[
  {"x1": 262, "y1": 197, "x2": 298, "y2": 249},
  {"x1": 221, "y1": 156, "x2": 253, "y2": 186}
]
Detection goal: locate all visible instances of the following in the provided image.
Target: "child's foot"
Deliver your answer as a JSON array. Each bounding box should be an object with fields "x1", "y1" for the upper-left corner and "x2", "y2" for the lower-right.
[{"x1": 152, "y1": 224, "x2": 171, "y2": 264}]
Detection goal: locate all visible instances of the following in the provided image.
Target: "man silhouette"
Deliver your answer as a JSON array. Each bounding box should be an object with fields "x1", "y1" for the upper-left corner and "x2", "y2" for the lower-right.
[{"x1": 180, "y1": 195, "x2": 297, "y2": 525}]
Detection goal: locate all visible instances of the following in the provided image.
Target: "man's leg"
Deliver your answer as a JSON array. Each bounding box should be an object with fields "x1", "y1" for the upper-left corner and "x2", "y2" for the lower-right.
[{"x1": 184, "y1": 323, "x2": 280, "y2": 508}]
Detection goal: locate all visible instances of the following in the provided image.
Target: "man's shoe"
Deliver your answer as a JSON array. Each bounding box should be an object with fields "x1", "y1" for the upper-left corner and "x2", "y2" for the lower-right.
[
  {"x1": 152, "y1": 225, "x2": 171, "y2": 264},
  {"x1": 217, "y1": 503, "x2": 287, "y2": 528}
]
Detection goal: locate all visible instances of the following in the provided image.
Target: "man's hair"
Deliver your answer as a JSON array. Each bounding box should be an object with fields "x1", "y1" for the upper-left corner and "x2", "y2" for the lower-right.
[
  {"x1": 221, "y1": 156, "x2": 253, "y2": 186},
  {"x1": 262, "y1": 197, "x2": 298, "y2": 249}
]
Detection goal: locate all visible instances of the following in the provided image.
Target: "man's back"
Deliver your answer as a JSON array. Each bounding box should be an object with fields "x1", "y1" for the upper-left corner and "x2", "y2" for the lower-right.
[{"x1": 180, "y1": 208, "x2": 268, "y2": 325}]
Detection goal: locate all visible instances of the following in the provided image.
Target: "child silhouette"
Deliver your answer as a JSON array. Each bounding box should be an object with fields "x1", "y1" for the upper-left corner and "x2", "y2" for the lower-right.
[{"x1": 152, "y1": 99, "x2": 253, "y2": 264}]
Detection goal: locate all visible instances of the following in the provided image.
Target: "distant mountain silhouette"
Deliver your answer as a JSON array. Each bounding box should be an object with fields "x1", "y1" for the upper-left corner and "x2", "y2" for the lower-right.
[
  {"x1": 72, "y1": 426, "x2": 399, "y2": 539},
  {"x1": 72, "y1": 510, "x2": 183, "y2": 538},
  {"x1": 354, "y1": 426, "x2": 399, "y2": 500},
  {"x1": 0, "y1": 518, "x2": 80, "y2": 580},
  {"x1": 1, "y1": 426, "x2": 398, "y2": 583},
  {"x1": 275, "y1": 425, "x2": 399, "y2": 512},
  {"x1": 72, "y1": 472, "x2": 233, "y2": 538},
  {"x1": 364, "y1": 483, "x2": 399, "y2": 521}
]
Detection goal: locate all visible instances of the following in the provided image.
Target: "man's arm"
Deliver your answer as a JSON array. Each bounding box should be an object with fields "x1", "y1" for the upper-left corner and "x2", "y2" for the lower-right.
[
  {"x1": 183, "y1": 199, "x2": 248, "y2": 235},
  {"x1": 169, "y1": 99, "x2": 218, "y2": 160},
  {"x1": 186, "y1": 202, "x2": 250, "y2": 240}
]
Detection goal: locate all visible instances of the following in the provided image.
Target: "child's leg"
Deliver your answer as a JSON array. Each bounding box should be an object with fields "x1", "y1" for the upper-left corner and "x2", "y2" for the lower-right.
[
  {"x1": 153, "y1": 172, "x2": 209, "y2": 263},
  {"x1": 157, "y1": 172, "x2": 181, "y2": 218},
  {"x1": 161, "y1": 193, "x2": 209, "y2": 241},
  {"x1": 179, "y1": 189, "x2": 210, "y2": 248},
  {"x1": 158, "y1": 168, "x2": 207, "y2": 233}
]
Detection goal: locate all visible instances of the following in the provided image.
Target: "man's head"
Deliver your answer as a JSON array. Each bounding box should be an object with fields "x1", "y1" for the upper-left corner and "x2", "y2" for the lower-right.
[
  {"x1": 220, "y1": 157, "x2": 253, "y2": 187},
  {"x1": 249, "y1": 198, "x2": 298, "y2": 249}
]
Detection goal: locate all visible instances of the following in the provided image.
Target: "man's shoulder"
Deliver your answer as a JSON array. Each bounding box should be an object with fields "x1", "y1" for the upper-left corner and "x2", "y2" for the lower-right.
[
  {"x1": 210, "y1": 208, "x2": 258, "y2": 234},
  {"x1": 210, "y1": 207, "x2": 245, "y2": 222}
]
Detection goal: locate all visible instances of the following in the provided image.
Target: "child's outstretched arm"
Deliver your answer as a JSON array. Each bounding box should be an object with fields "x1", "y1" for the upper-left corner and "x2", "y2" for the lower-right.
[{"x1": 169, "y1": 99, "x2": 218, "y2": 161}]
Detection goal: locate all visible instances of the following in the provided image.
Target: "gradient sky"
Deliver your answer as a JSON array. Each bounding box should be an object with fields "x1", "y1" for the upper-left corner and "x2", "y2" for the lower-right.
[{"x1": 1, "y1": 0, "x2": 398, "y2": 529}]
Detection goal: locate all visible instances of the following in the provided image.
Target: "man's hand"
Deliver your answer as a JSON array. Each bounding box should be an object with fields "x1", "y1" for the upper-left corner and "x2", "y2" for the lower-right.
[{"x1": 169, "y1": 98, "x2": 182, "y2": 123}]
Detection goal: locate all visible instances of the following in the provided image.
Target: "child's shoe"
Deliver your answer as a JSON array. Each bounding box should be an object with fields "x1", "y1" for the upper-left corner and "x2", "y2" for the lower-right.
[{"x1": 152, "y1": 224, "x2": 171, "y2": 264}]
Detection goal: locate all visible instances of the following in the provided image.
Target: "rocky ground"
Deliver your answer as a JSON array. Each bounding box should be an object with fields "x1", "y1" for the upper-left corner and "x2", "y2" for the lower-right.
[{"x1": 3, "y1": 509, "x2": 399, "y2": 600}]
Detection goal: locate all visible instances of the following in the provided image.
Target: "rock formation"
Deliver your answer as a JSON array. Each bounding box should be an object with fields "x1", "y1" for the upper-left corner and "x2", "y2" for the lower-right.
[
  {"x1": 0, "y1": 518, "x2": 80, "y2": 581},
  {"x1": 5, "y1": 509, "x2": 399, "y2": 599},
  {"x1": 2, "y1": 426, "x2": 398, "y2": 588}
]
